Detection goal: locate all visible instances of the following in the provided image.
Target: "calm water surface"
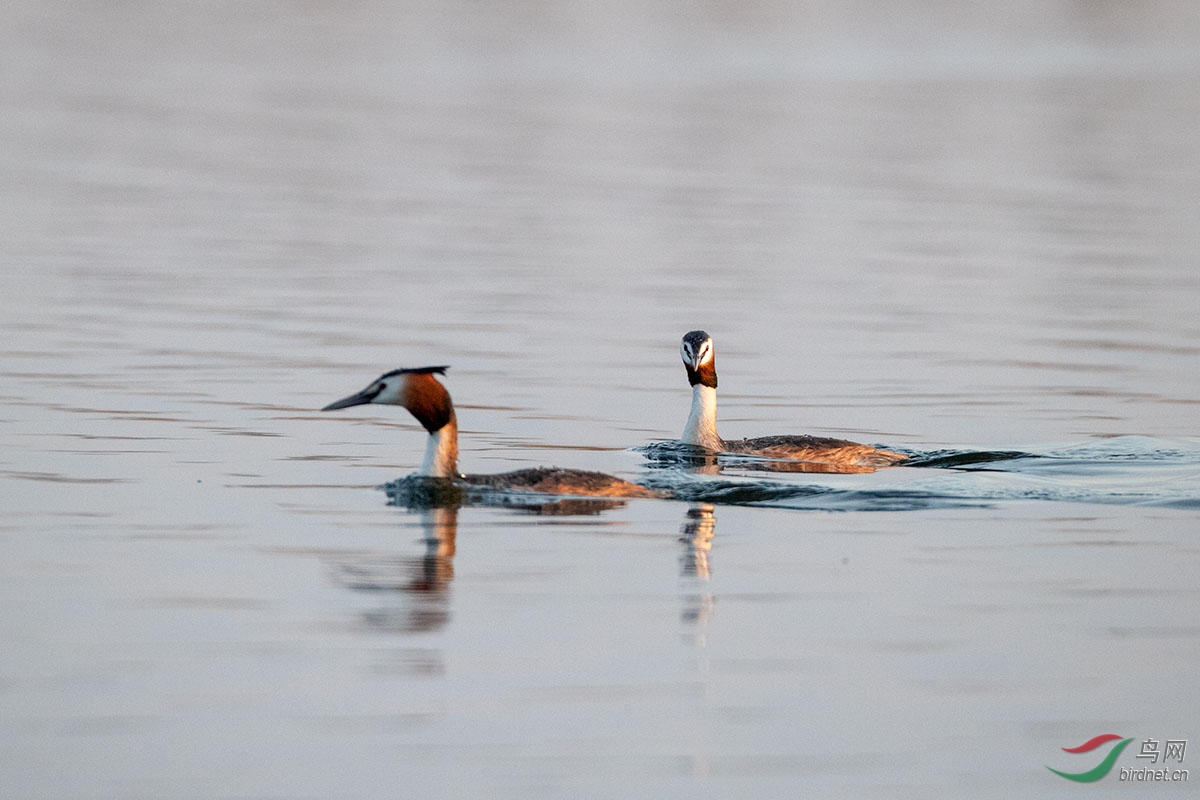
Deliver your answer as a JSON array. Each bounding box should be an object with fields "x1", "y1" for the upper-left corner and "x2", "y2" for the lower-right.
[{"x1": 2, "y1": 2, "x2": 1199, "y2": 798}]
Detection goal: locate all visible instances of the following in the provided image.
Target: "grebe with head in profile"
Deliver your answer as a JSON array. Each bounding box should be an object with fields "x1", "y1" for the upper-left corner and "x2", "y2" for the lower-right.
[
  {"x1": 323, "y1": 366, "x2": 659, "y2": 498},
  {"x1": 679, "y1": 331, "x2": 907, "y2": 471}
]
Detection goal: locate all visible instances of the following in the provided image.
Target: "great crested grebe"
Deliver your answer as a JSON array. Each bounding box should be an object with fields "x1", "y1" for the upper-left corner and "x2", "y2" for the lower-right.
[
  {"x1": 678, "y1": 331, "x2": 907, "y2": 470},
  {"x1": 322, "y1": 366, "x2": 660, "y2": 498}
]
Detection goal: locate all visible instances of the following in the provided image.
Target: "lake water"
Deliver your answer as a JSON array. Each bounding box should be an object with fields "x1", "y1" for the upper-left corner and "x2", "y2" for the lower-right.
[{"x1": 2, "y1": 1, "x2": 1199, "y2": 797}]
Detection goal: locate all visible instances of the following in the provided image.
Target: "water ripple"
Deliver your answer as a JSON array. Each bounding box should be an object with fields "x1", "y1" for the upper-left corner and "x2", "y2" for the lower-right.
[
  {"x1": 634, "y1": 435, "x2": 1200, "y2": 512},
  {"x1": 372, "y1": 437, "x2": 1200, "y2": 512}
]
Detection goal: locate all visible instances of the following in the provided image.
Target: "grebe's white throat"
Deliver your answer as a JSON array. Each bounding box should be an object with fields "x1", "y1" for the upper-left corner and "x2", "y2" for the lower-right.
[
  {"x1": 683, "y1": 383, "x2": 721, "y2": 451},
  {"x1": 420, "y1": 419, "x2": 459, "y2": 478}
]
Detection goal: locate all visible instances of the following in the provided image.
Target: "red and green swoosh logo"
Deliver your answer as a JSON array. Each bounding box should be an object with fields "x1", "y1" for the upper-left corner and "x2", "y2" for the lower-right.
[{"x1": 1046, "y1": 734, "x2": 1135, "y2": 782}]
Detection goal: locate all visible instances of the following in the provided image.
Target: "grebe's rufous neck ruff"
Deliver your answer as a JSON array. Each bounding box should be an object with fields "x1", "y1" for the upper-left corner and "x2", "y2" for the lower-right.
[{"x1": 398, "y1": 371, "x2": 454, "y2": 433}]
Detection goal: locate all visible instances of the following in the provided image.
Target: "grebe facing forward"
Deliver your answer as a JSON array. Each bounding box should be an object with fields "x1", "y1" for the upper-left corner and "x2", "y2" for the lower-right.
[
  {"x1": 323, "y1": 366, "x2": 660, "y2": 498},
  {"x1": 679, "y1": 331, "x2": 907, "y2": 471}
]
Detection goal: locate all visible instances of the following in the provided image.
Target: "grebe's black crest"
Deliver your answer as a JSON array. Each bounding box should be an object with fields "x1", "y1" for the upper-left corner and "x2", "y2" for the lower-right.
[{"x1": 380, "y1": 365, "x2": 449, "y2": 378}]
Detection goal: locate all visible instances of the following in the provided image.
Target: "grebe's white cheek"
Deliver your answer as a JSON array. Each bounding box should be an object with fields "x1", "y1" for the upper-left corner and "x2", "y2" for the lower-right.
[{"x1": 375, "y1": 381, "x2": 404, "y2": 405}]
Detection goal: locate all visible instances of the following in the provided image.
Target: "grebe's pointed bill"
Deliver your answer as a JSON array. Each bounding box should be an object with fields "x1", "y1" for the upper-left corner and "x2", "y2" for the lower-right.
[
  {"x1": 321, "y1": 365, "x2": 451, "y2": 411},
  {"x1": 322, "y1": 386, "x2": 381, "y2": 411}
]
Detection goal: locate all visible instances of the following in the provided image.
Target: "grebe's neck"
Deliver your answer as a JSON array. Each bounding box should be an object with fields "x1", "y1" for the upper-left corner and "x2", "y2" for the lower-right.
[
  {"x1": 682, "y1": 383, "x2": 722, "y2": 451},
  {"x1": 419, "y1": 414, "x2": 459, "y2": 478}
]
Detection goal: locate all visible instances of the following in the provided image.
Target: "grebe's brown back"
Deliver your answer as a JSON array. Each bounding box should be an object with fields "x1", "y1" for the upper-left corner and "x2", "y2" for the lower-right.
[
  {"x1": 323, "y1": 366, "x2": 659, "y2": 498},
  {"x1": 678, "y1": 331, "x2": 906, "y2": 471}
]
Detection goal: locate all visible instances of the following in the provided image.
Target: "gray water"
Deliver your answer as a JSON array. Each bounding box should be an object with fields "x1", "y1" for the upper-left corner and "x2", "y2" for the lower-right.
[{"x1": 3, "y1": 2, "x2": 1199, "y2": 798}]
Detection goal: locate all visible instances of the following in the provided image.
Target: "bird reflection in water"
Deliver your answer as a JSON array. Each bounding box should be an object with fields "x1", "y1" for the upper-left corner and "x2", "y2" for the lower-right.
[
  {"x1": 334, "y1": 505, "x2": 458, "y2": 635},
  {"x1": 679, "y1": 502, "x2": 716, "y2": 580},
  {"x1": 679, "y1": 502, "x2": 716, "y2": 636},
  {"x1": 332, "y1": 477, "x2": 635, "y2": 635}
]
